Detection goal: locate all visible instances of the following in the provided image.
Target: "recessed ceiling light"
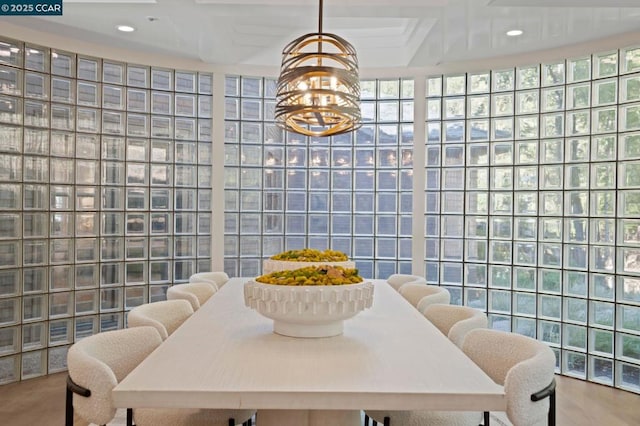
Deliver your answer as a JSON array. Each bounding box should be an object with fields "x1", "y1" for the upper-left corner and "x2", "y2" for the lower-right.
[
  {"x1": 117, "y1": 25, "x2": 136, "y2": 33},
  {"x1": 506, "y1": 29, "x2": 523, "y2": 37}
]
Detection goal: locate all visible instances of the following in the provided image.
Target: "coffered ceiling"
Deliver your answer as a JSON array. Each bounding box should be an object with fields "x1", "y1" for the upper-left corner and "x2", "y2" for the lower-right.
[{"x1": 3, "y1": 0, "x2": 640, "y2": 69}]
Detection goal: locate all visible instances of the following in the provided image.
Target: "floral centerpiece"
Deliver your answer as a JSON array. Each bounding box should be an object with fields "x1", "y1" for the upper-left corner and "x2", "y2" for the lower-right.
[
  {"x1": 255, "y1": 265, "x2": 363, "y2": 286},
  {"x1": 245, "y1": 261, "x2": 373, "y2": 338},
  {"x1": 262, "y1": 249, "x2": 356, "y2": 274}
]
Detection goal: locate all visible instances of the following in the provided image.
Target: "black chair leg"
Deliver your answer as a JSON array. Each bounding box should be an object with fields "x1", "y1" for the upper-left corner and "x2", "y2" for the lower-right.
[
  {"x1": 483, "y1": 411, "x2": 490, "y2": 425},
  {"x1": 65, "y1": 386, "x2": 73, "y2": 426},
  {"x1": 127, "y1": 408, "x2": 134, "y2": 426},
  {"x1": 228, "y1": 419, "x2": 235, "y2": 426},
  {"x1": 384, "y1": 416, "x2": 390, "y2": 426},
  {"x1": 549, "y1": 388, "x2": 556, "y2": 426},
  {"x1": 372, "y1": 420, "x2": 377, "y2": 426}
]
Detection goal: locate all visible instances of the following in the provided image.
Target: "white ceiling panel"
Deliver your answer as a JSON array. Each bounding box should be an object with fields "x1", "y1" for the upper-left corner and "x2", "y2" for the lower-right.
[{"x1": 2, "y1": 0, "x2": 639, "y2": 68}]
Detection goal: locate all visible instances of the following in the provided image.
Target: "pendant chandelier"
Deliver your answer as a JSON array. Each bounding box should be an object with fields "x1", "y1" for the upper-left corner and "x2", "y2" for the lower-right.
[{"x1": 275, "y1": 0, "x2": 361, "y2": 137}]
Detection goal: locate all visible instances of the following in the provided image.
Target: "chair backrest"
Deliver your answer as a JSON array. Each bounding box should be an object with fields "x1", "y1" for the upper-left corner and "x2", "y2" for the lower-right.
[
  {"x1": 189, "y1": 271, "x2": 230, "y2": 289},
  {"x1": 127, "y1": 299, "x2": 194, "y2": 340},
  {"x1": 167, "y1": 281, "x2": 217, "y2": 310},
  {"x1": 463, "y1": 329, "x2": 556, "y2": 426},
  {"x1": 398, "y1": 283, "x2": 450, "y2": 312},
  {"x1": 423, "y1": 304, "x2": 488, "y2": 348},
  {"x1": 67, "y1": 326, "x2": 162, "y2": 425},
  {"x1": 386, "y1": 274, "x2": 426, "y2": 291}
]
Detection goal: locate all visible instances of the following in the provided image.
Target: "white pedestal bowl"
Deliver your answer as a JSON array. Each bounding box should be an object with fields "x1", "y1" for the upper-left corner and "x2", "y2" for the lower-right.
[{"x1": 244, "y1": 280, "x2": 374, "y2": 338}]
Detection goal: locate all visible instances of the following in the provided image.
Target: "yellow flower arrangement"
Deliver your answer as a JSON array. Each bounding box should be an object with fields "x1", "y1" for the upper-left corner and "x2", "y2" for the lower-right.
[
  {"x1": 255, "y1": 265, "x2": 363, "y2": 286},
  {"x1": 270, "y1": 249, "x2": 349, "y2": 262}
]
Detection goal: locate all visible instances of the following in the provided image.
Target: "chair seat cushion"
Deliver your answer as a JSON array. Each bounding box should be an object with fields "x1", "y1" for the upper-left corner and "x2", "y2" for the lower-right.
[
  {"x1": 135, "y1": 407, "x2": 254, "y2": 426},
  {"x1": 366, "y1": 410, "x2": 482, "y2": 426}
]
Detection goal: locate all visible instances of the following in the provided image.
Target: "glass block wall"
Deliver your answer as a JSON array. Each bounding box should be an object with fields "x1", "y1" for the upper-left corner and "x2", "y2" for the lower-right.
[
  {"x1": 425, "y1": 48, "x2": 640, "y2": 393},
  {"x1": 0, "y1": 37, "x2": 213, "y2": 384},
  {"x1": 223, "y1": 76, "x2": 414, "y2": 278}
]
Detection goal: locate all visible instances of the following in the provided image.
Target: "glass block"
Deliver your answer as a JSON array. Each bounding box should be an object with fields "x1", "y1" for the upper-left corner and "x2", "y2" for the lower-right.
[
  {"x1": 491, "y1": 92, "x2": 513, "y2": 117},
  {"x1": 565, "y1": 191, "x2": 588, "y2": 217},
  {"x1": 24, "y1": 44, "x2": 48, "y2": 71},
  {"x1": 491, "y1": 117, "x2": 513, "y2": 140},
  {"x1": 621, "y1": 46, "x2": 640, "y2": 74},
  {"x1": 176, "y1": 117, "x2": 197, "y2": 140},
  {"x1": 619, "y1": 190, "x2": 640, "y2": 217},
  {"x1": 127, "y1": 65, "x2": 149, "y2": 88},
  {"x1": 616, "y1": 361, "x2": 640, "y2": 392},
  {"x1": 21, "y1": 185, "x2": 46, "y2": 212},
  {"x1": 564, "y1": 297, "x2": 588, "y2": 324},
  {"x1": 77, "y1": 81, "x2": 100, "y2": 107},
  {"x1": 22, "y1": 294, "x2": 46, "y2": 322},
  {"x1": 50, "y1": 102, "x2": 74, "y2": 129},
  {"x1": 565, "y1": 56, "x2": 591, "y2": 83},
  {"x1": 618, "y1": 247, "x2": 640, "y2": 275},
  {"x1": 620, "y1": 128, "x2": 640, "y2": 158},
  {"x1": 619, "y1": 161, "x2": 640, "y2": 188},
  {"x1": 125, "y1": 162, "x2": 147, "y2": 185},
  {"x1": 225, "y1": 76, "x2": 241, "y2": 98},
  {"x1": 563, "y1": 350, "x2": 587, "y2": 380},
  {"x1": 24, "y1": 100, "x2": 49, "y2": 128},
  {"x1": 537, "y1": 269, "x2": 561, "y2": 294},
  {"x1": 48, "y1": 346, "x2": 69, "y2": 373},
  {"x1": 617, "y1": 333, "x2": 640, "y2": 366},
  {"x1": 517, "y1": 65, "x2": 539, "y2": 89},
  {"x1": 21, "y1": 349, "x2": 46, "y2": 380},
  {"x1": 0, "y1": 269, "x2": 19, "y2": 299},
  {"x1": 124, "y1": 286, "x2": 147, "y2": 309},
  {"x1": 621, "y1": 103, "x2": 640, "y2": 132},
  {"x1": 22, "y1": 322, "x2": 46, "y2": 351},
  {"x1": 565, "y1": 245, "x2": 588, "y2": 270},
  {"x1": 620, "y1": 73, "x2": 640, "y2": 105},
  {"x1": 175, "y1": 71, "x2": 196, "y2": 93},
  {"x1": 241, "y1": 77, "x2": 262, "y2": 98},
  {"x1": 617, "y1": 304, "x2": 640, "y2": 337},
  {"x1": 176, "y1": 94, "x2": 197, "y2": 117},
  {"x1": 491, "y1": 167, "x2": 513, "y2": 190},
  {"x1": 0, "y1": 66, "x2": 22, "y2": 97},
  {"x1": 0, "y1": 325, "x2": 20, "y2": 356},
  {"x1": 100, "y1": 288, "x2": 123, "y2": 312},
  {"x1": 52, "y1": 50, "x2": 75, "y2": 77},
  {"x1": 77, "y1": 107, "x2": 100, "y2": 133},
  {"x1": 589, "y1": 246, "x2": 614, "y2": 273},
  {"x1": 489, "y1": 69, "x2": 513, "y2": 92},
  {"x1": 565, "y1": 164, "x2": 589, "y2": 189},
  {"x1": 150, "y1": 91, "x2": 173, "y2": 117},
  {"x1": 488, "y1": 289, "x2": 511, "y2": 314},
  {"x1": 539, "y1": 243, "x2": 562, "y2": 268},
  {"x1": 124, "y1": 262, "x2": 146, "y2": 285},
  {"x1": 0, "y1": 95, "x2": 22, "y2": 125},
  {"x1": 23, "y1": 240, "x2": 48, "y2": 265},
  {"x1": 593, "y1": 51, "x2": 618, "y2": 78},
  {"x1": 493, "y1": 143, "x2": 514, "y2": 165}
]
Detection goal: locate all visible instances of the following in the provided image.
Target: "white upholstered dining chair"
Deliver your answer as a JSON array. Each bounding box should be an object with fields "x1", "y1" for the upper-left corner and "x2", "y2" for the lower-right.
[
  {"x1": 423, "y1": 304, "x2": 488, "y2": 348},
  {"x1": 167, "y1": 281, "x2": 217, "y2": 311},
  {"x1": 127, "y1": 299, "x2": 194, "y2": 340},
  {"x1": 366, "y1": 329, "x2": 557, "y2": 426},
  {"x1": 398, "y1": 283, "x2": 451, "y2": 314},
  {"x1": 189, "y1": 271, "x2": 230, "y2": 289},
  {"x1": 65, "y1": 326, "x2": 255, "y2": 426},
  {"x1": 386, "y1": 274, "x2": 427, "y2": 291}
]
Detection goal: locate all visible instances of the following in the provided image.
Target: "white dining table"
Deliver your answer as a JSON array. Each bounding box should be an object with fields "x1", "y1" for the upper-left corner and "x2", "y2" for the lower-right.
[{"x1": 113, "y1": 278, "x2": 506, "y2": 425}]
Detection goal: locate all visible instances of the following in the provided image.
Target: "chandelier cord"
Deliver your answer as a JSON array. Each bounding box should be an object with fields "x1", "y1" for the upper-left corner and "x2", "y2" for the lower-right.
[{"x1": 318, "y1": 0, "x2": 324, "y2": 60}]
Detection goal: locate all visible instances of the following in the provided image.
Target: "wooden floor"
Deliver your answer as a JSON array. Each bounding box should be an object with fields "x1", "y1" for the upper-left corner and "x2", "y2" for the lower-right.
[{"x1": 0, "y1": 372, "x2": 639, "y2": 426}]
